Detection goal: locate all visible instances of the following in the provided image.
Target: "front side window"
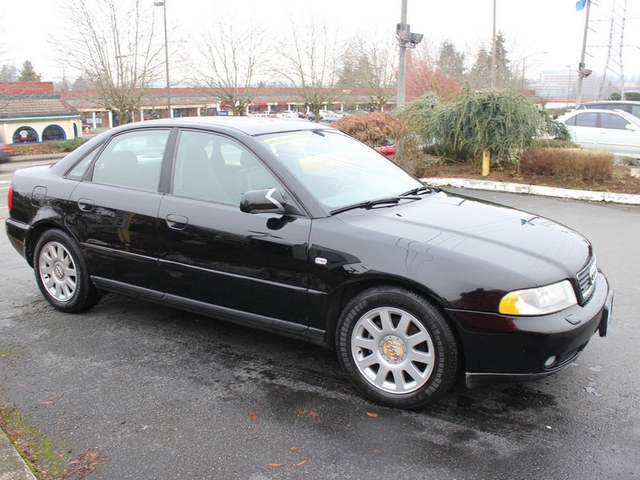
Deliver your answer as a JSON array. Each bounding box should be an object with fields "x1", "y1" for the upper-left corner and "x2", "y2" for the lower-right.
[
  {"x1": 600, "y1": 113, "x2": 630, "y2": 130},
  {"x1": 92, "y1": 129, "x2": 168, "y2": 191},
  {"x1": 172, "y1": 130, "x2": 282, "y2": 205}
]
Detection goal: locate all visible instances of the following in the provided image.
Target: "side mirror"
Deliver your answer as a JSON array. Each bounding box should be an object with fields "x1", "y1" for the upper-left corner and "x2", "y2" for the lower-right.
[
  {"x1": 240, "y1": 188, "x2": 287, "y2": 214},
  {"x1": 626, "y1": 123, "x2": 639, "y2": 132}
]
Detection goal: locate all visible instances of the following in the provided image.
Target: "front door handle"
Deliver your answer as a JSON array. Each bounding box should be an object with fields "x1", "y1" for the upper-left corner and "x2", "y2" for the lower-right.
[{"x1": 166, "y1": 214, "x2": 189, "y2": 230}]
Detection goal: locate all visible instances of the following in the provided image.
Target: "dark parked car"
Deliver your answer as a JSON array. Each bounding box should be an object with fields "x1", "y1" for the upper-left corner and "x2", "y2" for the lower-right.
[
  {"x1": 578, "y1": 100, "x2": 640, "y2": 120},
  {"x1": 6, "y1": 117, "x2": 612, "y2": 408}
]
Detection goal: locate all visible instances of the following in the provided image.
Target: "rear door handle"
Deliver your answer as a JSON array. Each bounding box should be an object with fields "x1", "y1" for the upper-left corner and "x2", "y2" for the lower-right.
[
  {"x1": 78, "y1": 198, "x2": 94, "y2": 212},
  {"x1": 166, "y1": 214, "x2": 189, "y2": 230}
]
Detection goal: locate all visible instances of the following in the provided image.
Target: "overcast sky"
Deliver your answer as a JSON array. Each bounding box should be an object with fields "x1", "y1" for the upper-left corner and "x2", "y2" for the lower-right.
[{"x1": 2, "y1": 0, "x2": 639, "y2": 83}]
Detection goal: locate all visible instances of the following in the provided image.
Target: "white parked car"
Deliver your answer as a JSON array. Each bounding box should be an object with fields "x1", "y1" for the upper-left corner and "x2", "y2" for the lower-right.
[
  {"x1": 558, "y1": 108, "x2": 640, "y2": 159},
  {"x1": 320, "y1": 111, "x2": 341, "y2": 123}
]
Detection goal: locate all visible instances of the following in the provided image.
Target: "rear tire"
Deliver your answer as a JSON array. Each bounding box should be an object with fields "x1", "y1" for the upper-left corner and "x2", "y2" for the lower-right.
[
  {"x1": 336, "y1": 286, "x2": 460, "y2": 409},
  {"x1": 33, "y1": 230, "x2": 101, "y2": 313}
]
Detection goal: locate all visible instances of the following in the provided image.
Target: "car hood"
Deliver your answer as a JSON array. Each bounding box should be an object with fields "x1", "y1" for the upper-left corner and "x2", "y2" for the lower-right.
[{"x1": 330, "y1": 191, "x2": 591, "y2": 308}]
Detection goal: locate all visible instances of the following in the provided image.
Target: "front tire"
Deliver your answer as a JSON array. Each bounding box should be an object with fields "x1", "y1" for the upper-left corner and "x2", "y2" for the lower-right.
[
  {"x1": 336, "y1": 286, "x2": 460, "y2": 409},
  {"x1": 33, "y1": 230, "x2": 101, "y2": 313}
]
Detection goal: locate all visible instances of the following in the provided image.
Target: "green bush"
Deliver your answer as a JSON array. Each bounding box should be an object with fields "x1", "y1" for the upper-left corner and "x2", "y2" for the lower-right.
[
  {"x1": 398, "y1": 86, "x2": 569, "y2": 163},
  {"x1": 55, "y1": 138, "x2": 89, "y2": 152}
]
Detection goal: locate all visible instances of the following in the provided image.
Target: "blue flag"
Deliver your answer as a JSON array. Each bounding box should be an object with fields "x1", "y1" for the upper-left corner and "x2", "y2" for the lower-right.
[{"x1": 576, "y1": 0, "x2": 587, "y2": 11}]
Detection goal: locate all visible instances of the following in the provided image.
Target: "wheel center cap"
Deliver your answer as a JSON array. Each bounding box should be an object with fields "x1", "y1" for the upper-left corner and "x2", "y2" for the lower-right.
[
  {"x1": 381, "y1": 336, "x2": 405, "y2": 363},
  {"x1": 54, "y1": 263, "x2": 65, "y2": 280}
]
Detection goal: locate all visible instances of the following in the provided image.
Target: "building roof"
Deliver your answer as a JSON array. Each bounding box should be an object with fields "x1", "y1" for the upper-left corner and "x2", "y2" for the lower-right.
[{"x1": 0, "y1": 95, "x2": 80, "y2": 119}]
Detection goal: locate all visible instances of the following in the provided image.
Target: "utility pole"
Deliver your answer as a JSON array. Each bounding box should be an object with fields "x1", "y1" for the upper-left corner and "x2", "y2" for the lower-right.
[
  {"x1": 575, "y1": 0, "x2": 593, "y2": 108},
  {"x1": 154, "y1": 1, "x2": 172, "y2": 117},
  {"x1": 397, "y1": 0, "x2": 408, "y2": 109},
  {"x1": 491, "y1": 0, "x2": 496, "y2": 89},
  {"x1": 396, "y1": 0, "x2": 423, "y2": 109}
]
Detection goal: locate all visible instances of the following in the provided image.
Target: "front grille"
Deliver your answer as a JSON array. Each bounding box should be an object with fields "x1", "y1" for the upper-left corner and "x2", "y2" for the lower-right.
[{"x1": 576, "y1": 255, "x2": 597, "y2": 303}]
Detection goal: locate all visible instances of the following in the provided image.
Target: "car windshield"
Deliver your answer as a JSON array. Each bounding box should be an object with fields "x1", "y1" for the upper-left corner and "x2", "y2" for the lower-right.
[{"x1": 259, "y1": 130, "x2": 422, "y2": 210}]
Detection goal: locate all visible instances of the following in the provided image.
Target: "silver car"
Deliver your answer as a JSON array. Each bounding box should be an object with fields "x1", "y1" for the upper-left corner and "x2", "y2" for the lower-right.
[{"x1": 558, "y1": 108, "x2": 640, "y2": 159}]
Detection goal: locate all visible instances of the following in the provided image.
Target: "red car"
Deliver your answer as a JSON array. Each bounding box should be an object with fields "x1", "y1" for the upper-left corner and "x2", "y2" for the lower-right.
[
  {"x1": 0, "y1": 133, "x2": 11, "y2": 164},
  {"x1": 375, "y1": 144, "x2": 396, "y2": 159}
]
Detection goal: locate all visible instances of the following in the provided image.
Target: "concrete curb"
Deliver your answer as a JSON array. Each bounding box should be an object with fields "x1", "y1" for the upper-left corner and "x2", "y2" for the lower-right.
[
  {"x1": 0, "y1": 428, "x2": 36, "y2": 480},
  {"x1": 422, "y1": 177, "x2": 640, "y2": 205}
]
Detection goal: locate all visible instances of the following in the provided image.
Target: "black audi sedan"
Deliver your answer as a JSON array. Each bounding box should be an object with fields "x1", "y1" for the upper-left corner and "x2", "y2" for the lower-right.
[{"x1": 5, "y1": 117, "x2": 613, "y2": 408}]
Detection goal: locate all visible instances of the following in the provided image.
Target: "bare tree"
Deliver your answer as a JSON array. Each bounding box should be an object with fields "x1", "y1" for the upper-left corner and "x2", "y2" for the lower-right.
[
  {"x1": 278, "y1": 21, "x2": 343, "y2": 121},
  {"x1": 337, "y1": 35, "x2": 396, "y2": 112},
  {"x1": 192, "y1": 20, "x2": 269, "y2": 116},
  {"x1": 55, "y1": 0, "x2": 164, "y2": 123},
  {"x1": 365, "y1": 40, "x2": 397, "y2": 112}
]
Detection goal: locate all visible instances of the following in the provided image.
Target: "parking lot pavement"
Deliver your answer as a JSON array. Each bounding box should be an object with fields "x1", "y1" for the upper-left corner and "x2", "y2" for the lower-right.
[{"x1": 1, "y1": 160, "x2": 639, "y2": 478}]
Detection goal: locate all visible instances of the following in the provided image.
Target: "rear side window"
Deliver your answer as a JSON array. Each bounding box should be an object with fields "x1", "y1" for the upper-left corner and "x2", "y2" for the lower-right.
[
  {"x1": 92, "y1": 129, "x2": 169, "y2": 191},
  {"x1": 67, "y1": 147, "x2": 102, "y2": 180}
]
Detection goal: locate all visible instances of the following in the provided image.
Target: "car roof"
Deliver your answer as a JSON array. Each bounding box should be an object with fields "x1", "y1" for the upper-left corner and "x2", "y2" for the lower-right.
[
  {"x1": 564, "y1": 108, "x2": 631, "y2": 116},
  {"x1": 582, "y1": 100, "x2": 640, "y2": 106},
  {"x1": 124, "y1": 116, "x2": 332, "y2": 136}
]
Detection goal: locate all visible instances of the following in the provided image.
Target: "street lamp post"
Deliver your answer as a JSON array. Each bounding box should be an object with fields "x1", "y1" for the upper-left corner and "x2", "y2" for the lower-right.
[
  {"x1": 154, "y1": 1, "x2": 171, "y2": 118},
  {"x1": 521, "y1": 51, "x2": 548, "y2": 91},
  {"x1": 396, "y1": 0, "x2": 423, "y2": 109}
]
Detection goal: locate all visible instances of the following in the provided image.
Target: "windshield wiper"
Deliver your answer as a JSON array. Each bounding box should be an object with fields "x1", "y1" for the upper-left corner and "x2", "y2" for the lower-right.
[
  {"x1": 330, "y1": 195, "x2": 421, "y2": 215},
  {"x1": 401, "y1": 185, "x2": 441, "y2": 196}
]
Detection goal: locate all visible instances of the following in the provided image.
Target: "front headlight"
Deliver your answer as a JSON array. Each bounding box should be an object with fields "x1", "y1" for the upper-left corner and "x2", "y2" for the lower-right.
[{"x1": 499, "y1": 280, "x2": 577, "y2": 316}]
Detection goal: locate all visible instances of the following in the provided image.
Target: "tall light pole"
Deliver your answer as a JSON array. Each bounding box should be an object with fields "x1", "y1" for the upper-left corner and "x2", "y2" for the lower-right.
[
  {"x1": 396, "y1": 0, "x2": 423, "y2": 109},
  {"x1": 154, "y1": 1, "x2": 171, "y2": 118},
  {"x1": 575, "y1": 0, "x2": 593, "y2": 108},
  {"x1": 521, "y1": 51, "x2": 548, "y2": 91},
  {"x1": 491, "y1": 0, "x2": 496, "y2": 88}
]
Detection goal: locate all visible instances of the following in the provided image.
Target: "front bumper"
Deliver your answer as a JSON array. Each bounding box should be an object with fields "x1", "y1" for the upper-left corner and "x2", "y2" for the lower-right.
[{"x1": 445, "y1": 272, "x2": 612, "y2": 388}]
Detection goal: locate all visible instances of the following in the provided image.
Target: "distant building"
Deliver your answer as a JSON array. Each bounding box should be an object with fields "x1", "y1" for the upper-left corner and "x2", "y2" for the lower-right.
[{"x1": 0, "y1": 82, "x2": 82, "y2": 145}]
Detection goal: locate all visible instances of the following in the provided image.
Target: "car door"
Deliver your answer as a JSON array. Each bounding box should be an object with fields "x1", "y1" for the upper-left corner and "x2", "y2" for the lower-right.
[
  {"x1": 597, "y1": 112, "x2": 640, "y2": 157},
  {"x1": 567, "y1": 111, "x2": 599, "y2": 149},
  {"x1": 67, "y1": 128, "x2": 169, "y2": 295},
  {"x1": 157, "y1": 129, "x2": 312, "y2": 327}
]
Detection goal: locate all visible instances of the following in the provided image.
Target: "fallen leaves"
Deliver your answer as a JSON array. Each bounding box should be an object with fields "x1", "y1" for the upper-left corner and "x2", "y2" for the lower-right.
[
  {"x1": 297, "y1": 409, "x2": 320, "y2": 420},
  {"x1": 267, "y1": 455, "x2": 309, "y2": 469},
  {"x1": 66, "y1": 447, "x2": 107, "y2": 479},
  {"x1": 38, "y1": 391, "x2": 65, "y2": 405}
]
